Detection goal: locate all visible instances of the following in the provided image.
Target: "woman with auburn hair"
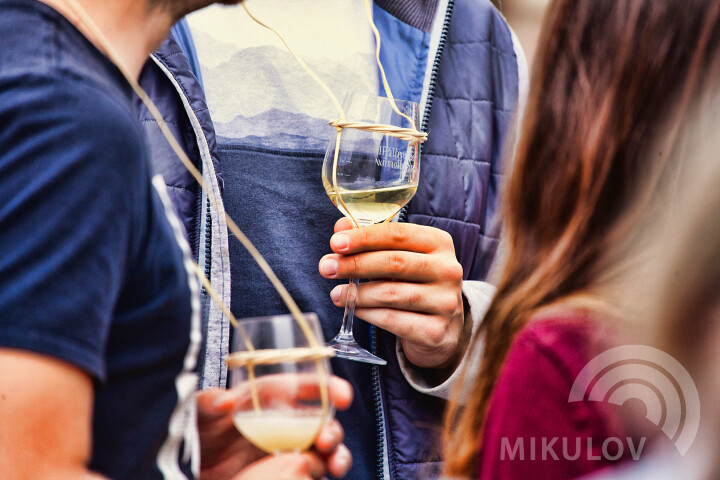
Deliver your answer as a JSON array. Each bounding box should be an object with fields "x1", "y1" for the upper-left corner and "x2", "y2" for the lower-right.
[{"x1": 442, "y1": 0, "x2": 720, "y2": 479}]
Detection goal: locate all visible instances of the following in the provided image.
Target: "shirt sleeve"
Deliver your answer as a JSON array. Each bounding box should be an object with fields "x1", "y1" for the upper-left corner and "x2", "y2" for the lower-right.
[
  {"x1": 477, "y1": 321, "x2": 625, "y2": 480},
  {"x1": 396, "y1": 281, "x2": 495, "y2": 400},
  {"x1": 0, "y1": 74, "x2": 145, "y2": 381}
]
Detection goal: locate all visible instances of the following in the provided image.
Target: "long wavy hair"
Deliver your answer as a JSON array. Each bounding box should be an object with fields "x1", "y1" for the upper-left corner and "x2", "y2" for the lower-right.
[{"x1": 443, "y1": 0, "x2": 720, "y2": 476}]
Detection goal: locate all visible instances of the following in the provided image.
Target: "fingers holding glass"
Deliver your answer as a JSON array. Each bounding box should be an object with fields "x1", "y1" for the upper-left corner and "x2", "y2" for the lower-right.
[
  {"x1": 321, "y1": 92, "x2": 422, "y2": 364},
  {"x1": 228, "y1": 313, "x2": 335, "y2": 455}
]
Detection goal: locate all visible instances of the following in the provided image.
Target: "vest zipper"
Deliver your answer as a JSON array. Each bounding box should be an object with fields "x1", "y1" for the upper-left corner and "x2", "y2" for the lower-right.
[
  {"x1": 370, "y1": 327, "x2": 388, "y2": 480},
  {"x1": 378, "y1": 4, "x2": 455, "y2": 478},
  {"x1": 397, "y1": 0, "x2": 455, "y2": 224},
  {"x1": 203, "y1": 197, "x2": 212, "y2": 287}
]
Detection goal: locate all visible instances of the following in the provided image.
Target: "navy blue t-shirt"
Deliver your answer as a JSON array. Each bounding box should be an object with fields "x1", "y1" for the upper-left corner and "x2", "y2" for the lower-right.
[{"x1": 0, "y1": 2, "x2": 201, "y2": 478}]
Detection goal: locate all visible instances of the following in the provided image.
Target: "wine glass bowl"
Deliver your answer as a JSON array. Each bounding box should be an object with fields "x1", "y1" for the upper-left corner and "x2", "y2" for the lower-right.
[
  {"x1": 322, "y1": 93, "x2": 420, "y2": 227},
  {"x1": 322, "y1": 92, "x2": 422, "y2": 364},
  {"x1": 228, "y1": 313, "x2": 334, "y2": 454}
]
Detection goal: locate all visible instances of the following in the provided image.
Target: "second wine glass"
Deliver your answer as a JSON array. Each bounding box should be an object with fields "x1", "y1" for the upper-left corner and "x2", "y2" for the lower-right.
[
  {"x1": 322, "y1": 92, "x2": 421, "y2": 365},
  {"x1": 228, "y1": 313, "x2": 334, "y2": 454}
]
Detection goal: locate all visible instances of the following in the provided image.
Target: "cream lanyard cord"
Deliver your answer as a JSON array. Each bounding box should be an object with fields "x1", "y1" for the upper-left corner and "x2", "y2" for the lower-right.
[
  {"x1": 50, "y1": 0, "x2": 430, "y2": 413},
  {"x1": 52, "y1": 0, "x2": 333, "y2": 415},
  {"x1": 239, "y1": 0, "x2": 427, "y2": 230}
]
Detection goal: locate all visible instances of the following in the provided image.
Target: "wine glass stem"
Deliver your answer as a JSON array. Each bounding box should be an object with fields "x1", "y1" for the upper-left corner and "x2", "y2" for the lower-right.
[{"x1": 337, "y1": 277, "x2": 360, "y2": 340}]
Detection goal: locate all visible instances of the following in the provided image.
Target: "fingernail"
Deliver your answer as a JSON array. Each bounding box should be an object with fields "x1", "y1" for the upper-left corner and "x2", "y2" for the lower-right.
[
  {"x1": 330, "y1": 285, "x2": 342, "y2": 303},
  {"x1": 211, "y1": 392, "x2": 232, "y2": 410},
  {"x1": 331, "y1": 233, "x2": 350, "y2": 252},
  {"x1": 319, "y1": 258, "x2": 338, "y2": 277}
]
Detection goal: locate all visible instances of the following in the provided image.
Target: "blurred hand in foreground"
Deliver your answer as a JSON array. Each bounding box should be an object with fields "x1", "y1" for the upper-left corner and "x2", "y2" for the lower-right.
[{"x1": 197, "y1": 376, "x2": 353, "y2": 480}]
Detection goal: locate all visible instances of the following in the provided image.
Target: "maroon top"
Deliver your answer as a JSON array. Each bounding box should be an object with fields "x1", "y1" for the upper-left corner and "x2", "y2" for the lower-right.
[{"x1": 477, "y1": 311, "x2": 633, "y2": 480}]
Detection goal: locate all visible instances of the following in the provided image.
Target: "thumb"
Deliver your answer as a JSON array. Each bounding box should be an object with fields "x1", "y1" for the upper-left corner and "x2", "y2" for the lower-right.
[{"x1": 196, "y1": 388, "x2": 234, "y2": 418}]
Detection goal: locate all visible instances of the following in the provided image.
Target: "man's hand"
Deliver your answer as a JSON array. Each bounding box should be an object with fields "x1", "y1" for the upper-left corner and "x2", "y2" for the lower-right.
[
  {"x1": 230, "y1": 440, "x2": 352, "y2": 480},
  {"x1": 198, "y1": 376, "x2": 353, "y2": 480},
  {"x1": 231, "y1": 452, "x2": 330, "y2": 480},
  {"x1": 318, "y1": 218, "x2": 466, "y2": 369}
]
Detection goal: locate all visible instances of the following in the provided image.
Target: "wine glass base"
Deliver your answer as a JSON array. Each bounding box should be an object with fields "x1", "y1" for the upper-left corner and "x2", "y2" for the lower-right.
[{"x1": 328, "y1": 337, "x2": 387, "y2": 365}]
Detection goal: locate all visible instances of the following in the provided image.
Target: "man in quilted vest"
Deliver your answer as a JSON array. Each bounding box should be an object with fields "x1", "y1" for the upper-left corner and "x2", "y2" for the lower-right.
[{"x1": 148, "y1": 1, "x2": 527, "y2": 478}]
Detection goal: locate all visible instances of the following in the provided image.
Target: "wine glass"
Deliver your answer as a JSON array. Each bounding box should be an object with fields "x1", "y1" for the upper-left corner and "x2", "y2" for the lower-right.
[
  {"x1": 228, "y1": 313, "x2": 334, "y2": 454},
  {"x1": 322, "y1": 92, "x2": 421, "y2": 365}
]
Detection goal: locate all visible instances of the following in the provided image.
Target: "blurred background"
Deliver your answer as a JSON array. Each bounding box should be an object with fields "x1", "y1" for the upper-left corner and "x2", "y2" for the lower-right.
[{"x1": 491, "y1": 0, "x2": 551, "y2": 67}]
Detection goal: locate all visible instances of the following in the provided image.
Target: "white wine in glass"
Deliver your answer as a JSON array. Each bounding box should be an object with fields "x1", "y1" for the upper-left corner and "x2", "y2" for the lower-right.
[
  {"x1": 322, "y1": 92, "x2": 421, "y2": 365},
  {"x1": 323, "y1": 184, "x2": 418, "y2": 226},
  {"x1": 232, "y1": 410, "x2": 327, "y2": 453},
  {"x1": 228, "y1": 313, "x2": 334, "y2": 454}
]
